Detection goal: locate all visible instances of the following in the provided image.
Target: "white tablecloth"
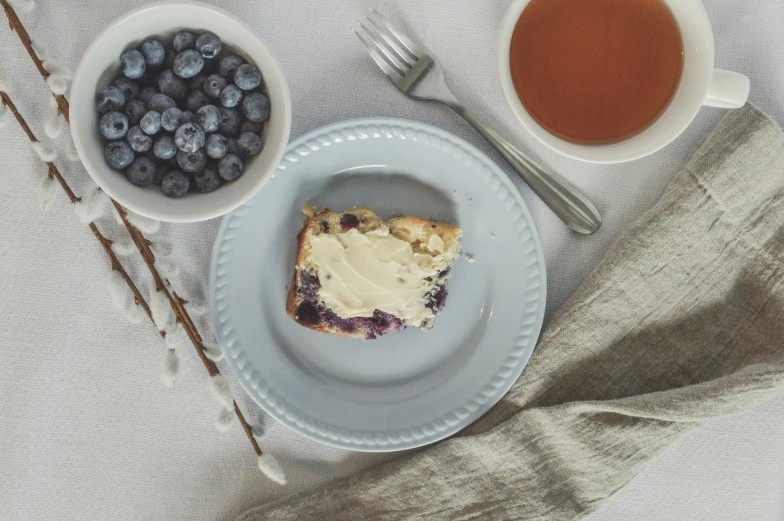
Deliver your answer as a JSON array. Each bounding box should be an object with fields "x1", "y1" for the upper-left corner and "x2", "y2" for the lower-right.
[{"x1": 1, "y1": 1, "x2": 783, "y2": 520}]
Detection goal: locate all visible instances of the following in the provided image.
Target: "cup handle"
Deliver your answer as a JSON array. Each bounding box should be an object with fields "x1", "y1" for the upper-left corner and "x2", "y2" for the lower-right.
[{"x1": 703, "y1": 69, "x2": 750, "y2": 109}]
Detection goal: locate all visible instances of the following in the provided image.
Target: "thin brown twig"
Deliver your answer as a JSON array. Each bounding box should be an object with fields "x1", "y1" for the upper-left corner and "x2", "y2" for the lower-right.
[
  {"x1": 1, "y1": 0, "x2": 262, "y2": 458},
  {"x1": 113, "y1": 201, "x2": 262, "y2": 455},
  {"x1": 0, "y1": 90, "x2": 159, "y2": 334},
  {"x1": 0, "y1": 0, "x2": 69, "y2": 121}
]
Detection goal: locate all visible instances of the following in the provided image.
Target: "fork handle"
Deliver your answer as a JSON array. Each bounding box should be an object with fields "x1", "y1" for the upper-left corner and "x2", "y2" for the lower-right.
[{"x1": 449, "y1": 105, "x2": 602, "y2": 235}]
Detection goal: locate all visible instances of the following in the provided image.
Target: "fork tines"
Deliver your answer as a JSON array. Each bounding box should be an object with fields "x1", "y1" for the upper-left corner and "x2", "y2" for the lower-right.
[{"x1": 353, "y1": 9, "x2": 424, "y2": 77}]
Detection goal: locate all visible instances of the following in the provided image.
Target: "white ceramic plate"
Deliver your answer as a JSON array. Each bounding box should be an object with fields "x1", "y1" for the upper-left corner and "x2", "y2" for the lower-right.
[{"x1": 210, "y1": 118, "x2": 546, "y2": 452}]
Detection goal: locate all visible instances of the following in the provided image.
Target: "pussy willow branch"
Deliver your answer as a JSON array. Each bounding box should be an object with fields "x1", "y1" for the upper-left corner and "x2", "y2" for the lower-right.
[
  {"x1": 114, "y1": 201, "x2": 262, "y2": 455},
  {"x1": 0, "y1": 0, "x2": 69, "y2": 121},
  {"x1": 0, "y1": 90, "x2": 158, "y2": 335},
  {"x1": 2, "y1": 0, "x2": 262, "y2": 458}
]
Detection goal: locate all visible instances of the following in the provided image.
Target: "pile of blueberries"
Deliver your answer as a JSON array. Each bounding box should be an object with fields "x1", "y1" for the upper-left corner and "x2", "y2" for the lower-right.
[{"x1": 96, "y1": 31, "x2": 270, "y2": 198}]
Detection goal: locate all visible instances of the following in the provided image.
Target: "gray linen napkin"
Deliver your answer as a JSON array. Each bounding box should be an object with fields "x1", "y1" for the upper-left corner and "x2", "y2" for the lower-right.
[{"x1": 239, "y1": 104, "x2": 784, "y2": 521}]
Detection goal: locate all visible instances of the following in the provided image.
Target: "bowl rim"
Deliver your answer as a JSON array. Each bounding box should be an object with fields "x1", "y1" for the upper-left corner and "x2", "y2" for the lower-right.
[
  {"x1": 70, "y1": 0, "x2": 292, "y2": 223},
  {"x1": 496, "y1": 0, "x2": 715, "y2": 164}
]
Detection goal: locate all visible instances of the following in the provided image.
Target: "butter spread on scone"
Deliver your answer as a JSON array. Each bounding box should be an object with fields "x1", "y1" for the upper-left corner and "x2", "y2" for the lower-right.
[{"x1": 310, "y1": 226, "x2": 444, "y2": 324}]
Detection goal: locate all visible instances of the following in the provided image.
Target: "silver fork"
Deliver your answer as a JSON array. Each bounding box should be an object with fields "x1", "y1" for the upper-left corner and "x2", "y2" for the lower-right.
[{"x1": 353, "y1": 9, "x2": 602, "y2": 235}]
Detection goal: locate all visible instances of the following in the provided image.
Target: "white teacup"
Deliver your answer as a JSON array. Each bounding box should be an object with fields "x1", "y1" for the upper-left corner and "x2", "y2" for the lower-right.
[{"x1": 498, "y1": 0, "x2": 750, "y2": 164}]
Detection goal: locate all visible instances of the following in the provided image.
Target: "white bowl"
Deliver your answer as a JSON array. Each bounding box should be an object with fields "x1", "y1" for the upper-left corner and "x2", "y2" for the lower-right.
[{"x1": 70, "y1": 0, "x2": 291, "y2": 222}]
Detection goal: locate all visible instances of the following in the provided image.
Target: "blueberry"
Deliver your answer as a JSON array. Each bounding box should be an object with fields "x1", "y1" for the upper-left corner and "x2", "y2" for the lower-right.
[
  {"x1": 219, "y1": 84, "x2": 243, "y2": 108},
  {"x1": 147, "y1": 94, "x2": 175, "y2": 114},
  {"x1": 120, "y1": 49, "x2": 146, "y2": 79},
  {"x1": 194, "y1": 162, "x2": 222, "y2": 192},
  {"x1": 158, "y1": 69, "x2": 188, "y2": 101},
  {"x1": 125, "y1": 156, "x2": 156, "y2": 186},
  {"x1": 112, "y1": 77, "x2": 139, "y2": 101},
  {"x1": 95, "y1": 86, "x2": 125, "y2": 113},
  {"x1": 141, "y1": 39, "x2": 165, "y2": 69},
  {"x1": 152, "y1": 160, "x2": 170, "y2": 184},
  {"x1": 174, "y1": 122, "x2": 206, "y2": 152},
  {"x1": 153, "y1": 133, "x2": 177, "y2": 160},
  {"x1": 205, "y1": 133, "x2": 228, "y2": 159},
  {"x1": 140, "y1": 68, "x2": 160, "y2": 87},
  {"x1": 138, "y1": 87, "x2": 158, "y2": 105},
  {"x1": 237, "y1": 131, "x2": 264, "y2": 155},
  {"x1": 124, "y1": 100, "x2": 148, "y2": 126},
  {"x1": 161, "y1": 170, "x2": 190, "y2": 198},
  {"x1": 126, "y1": 125, "x2": 153, "y2": 152},
  {"x1": 163, "y1": 45, "x2": 177, "y2": 69},
  {"x1": 197, "y1": 105, "x2": 221, "y2": 133},
  {"x1": 173, "y1": 49, "x2": 204, "y2": 79},
  {"x1": 340, "y1": 214, "x2": 360, "y2": 231},
  {"x1": 182, "y1": 110, "x2": 195, "y2": 123},
  {"x1": 239, "y1": 120, "x2": 262, "y2": 134},
  {"x1": 173, "y1": 31, "x2": 196, "y2": 52},
  {"x1": 242, "y1": 92, "x2": 270, "y2": 122},
  {"x1": 218, "y1": 54, "x2": 245, "y2": 79},
  {"x1": 203, "y1": 74, "x2": 227, "y2": 98},
  {"x1": 104, "y1": 140, "x2": 135, "y2": 170},
  {"x1": 176, "y1": 148, "x2": 207, "y2": 173},
  {"x1": 140, "y1": 111, "x2": 162, "y2": 135},
  {"x1": 187, "y1": 74, "x2": 207, "y2": 92},
  {"x1": 234, "y1": 63, "x2": 262, "y2": 90},
  {"x1": 186, "y1": 90, "x2": 211, "y2": 112},
  {"x1": 160, "y1": 108, "x2": 182, "y2": 132},
  {"x1": 218, "y1": 107, "x2": 241, "y2": 136},
  {"x1": 226, "y1": 137, "x2": 238, "y2": 155},
  {"x1": 217, "y1": 153, "x2": 244, "y2": 181},
  {"x1": 100, "y1": 111, "x2": 129, "y2": 139},
  {"x1": 195, "y1": 32, "x2": 222, "y2": 59}
]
